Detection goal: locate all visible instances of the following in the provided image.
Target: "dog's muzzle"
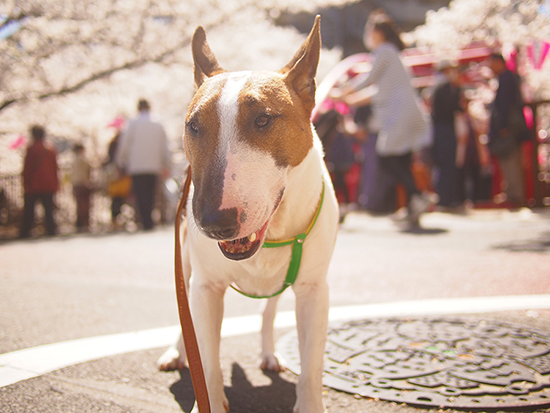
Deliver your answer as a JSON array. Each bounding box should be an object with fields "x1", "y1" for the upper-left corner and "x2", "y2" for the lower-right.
[
  {"x1": 197, "y1": 190, "x2": 284, "y2": 261},
  {"x1": 196, "y1": 207, "x2": 261, "y2": 261}
]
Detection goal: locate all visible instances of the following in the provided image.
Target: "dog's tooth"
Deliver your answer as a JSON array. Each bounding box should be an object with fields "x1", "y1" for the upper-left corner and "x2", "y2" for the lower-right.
[{"x1": 249, "y1": 232, "x2": 257, "y2": 242}]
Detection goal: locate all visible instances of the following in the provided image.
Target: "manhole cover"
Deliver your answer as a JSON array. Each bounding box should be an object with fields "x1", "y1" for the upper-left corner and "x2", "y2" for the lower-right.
[{"x1": 277, "y1": 317, "x2": 550, "y2": 410}]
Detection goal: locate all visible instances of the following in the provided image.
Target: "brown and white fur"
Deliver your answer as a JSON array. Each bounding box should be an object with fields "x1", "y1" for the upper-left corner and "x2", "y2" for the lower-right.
[{"x1": 158, "y1": 17, "x2": 338, "y2": 413}]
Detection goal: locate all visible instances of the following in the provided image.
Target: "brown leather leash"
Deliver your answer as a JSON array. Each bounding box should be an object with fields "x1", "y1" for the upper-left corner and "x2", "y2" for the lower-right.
[{"x1": 174, "y1": 166, "x2": 211, "y2": 413}]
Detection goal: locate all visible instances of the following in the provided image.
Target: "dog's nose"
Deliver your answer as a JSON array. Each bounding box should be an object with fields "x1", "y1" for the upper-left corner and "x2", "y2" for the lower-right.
[{"x1": 199, "y1": 208, "x2": 240, "y2": 240}]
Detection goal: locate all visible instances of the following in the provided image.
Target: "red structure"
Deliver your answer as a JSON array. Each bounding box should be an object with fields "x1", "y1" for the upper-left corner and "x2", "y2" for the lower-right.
[{"x1": 315, "y1": 43, "x2": 550, "y2": 209}]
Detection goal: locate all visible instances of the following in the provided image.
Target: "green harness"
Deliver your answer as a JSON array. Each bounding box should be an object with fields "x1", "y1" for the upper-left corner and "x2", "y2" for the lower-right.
[{"x1": 231, "y1": 180, "x2": 326, "y2": 299}]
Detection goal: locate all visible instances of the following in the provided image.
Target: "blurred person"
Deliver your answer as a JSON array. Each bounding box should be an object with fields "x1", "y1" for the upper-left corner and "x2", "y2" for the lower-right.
[
  {"x1": 353, "y1": 104, "x2": 398, "y2": 213},
  {"x1": 19, "y1": 125, "x2": 59, "y2": 238},
  {"x1": 72, "y1": 143, "x2": 92, "y2": 232},
  {"x1": 116, "y1": 99, "x2": 171, "y2": 230},
  {"x1": 456, "y1": 95, "x2": 492, "y2": 206},
  {"x1": 430, "y1": 59, "x2": 463, "y2": 211},
  {"x1": 325, "y1": 113, "x2": 356, "y2": 203},
  {"x1": 104, "y1": 132, "x2": 129, "y2": 230},
  {"x1": 333, "y1": 10, "x2": 431, "y2": 225},
  {"x1": 0, "y1": 186, "x2": 8, "y2": 225},
  {"x1": 487, "y1": 53, "x2": 529, "y2": 207},
  {"x1": 315, "y1": 109, "x2": 356, "y2": 222}
]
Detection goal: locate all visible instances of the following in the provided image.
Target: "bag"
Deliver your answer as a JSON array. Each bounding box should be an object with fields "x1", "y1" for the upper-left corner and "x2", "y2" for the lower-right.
[{"x1": 107, "y1": 175, "x2": 132, "y2": 198}]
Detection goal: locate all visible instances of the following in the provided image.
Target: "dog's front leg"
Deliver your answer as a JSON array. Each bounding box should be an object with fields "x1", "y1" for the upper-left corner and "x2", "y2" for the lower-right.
[
  {"x1": 293, "y1": 281, "x2": 329, "y2": 413},
  {"x1": 158, "y1": 235, "x2": 191, "y2": 371},
  {"x1": 260, "y1": 295, "x2": 285, "y2": 372},
  {"x1": 190, "y1": 279, "x2": 229, "y2": 413}
]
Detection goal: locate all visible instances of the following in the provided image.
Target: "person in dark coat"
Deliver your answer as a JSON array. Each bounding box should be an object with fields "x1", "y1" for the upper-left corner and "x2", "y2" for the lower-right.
[
  {"x1": 20, "y1": 125, "x2": 59, "y2": 238},
  {"x1": 431, "y1": 59, "x2": 463, "y2": 210},
  {"x1": 488, "y1": 53, "x2": 529, "y2": 206}
]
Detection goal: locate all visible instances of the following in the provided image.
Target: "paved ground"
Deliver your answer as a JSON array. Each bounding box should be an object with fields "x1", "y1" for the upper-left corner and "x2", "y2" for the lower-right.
[{"x1": 1, "y1": 208, "x2": 550, "y2": 412}]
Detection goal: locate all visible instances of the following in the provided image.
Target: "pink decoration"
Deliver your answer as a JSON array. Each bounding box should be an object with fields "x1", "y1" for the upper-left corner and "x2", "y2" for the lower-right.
[
  {"x1": 316, "y1": 99, "x2": 351, "y2": 116},
  {"x1": 504, "y1": 48, "x2": 518, "y2": 73},
  {"x1": 9, "y1": 135, "x2": 26, "y2": 150},
  {"x1": 106, "y1": 115, "x2": 125, "y2": 129},
  {"x1": 527, "y1": 41, "x2": 550, "y2": 70},
  {"x1": 334, "y1": 101, "x2": 351, "y2": 115},
  {"x1": 523, "y1": 106, "x2": 534, "y2": 130},
  {"x1": 319, "y1": 99, "x2": 335, "y2": 113}
]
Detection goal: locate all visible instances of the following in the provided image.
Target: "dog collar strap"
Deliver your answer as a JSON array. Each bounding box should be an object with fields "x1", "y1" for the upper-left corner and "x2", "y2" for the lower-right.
[{"x1": 231, "y1": 180, "x2": 325, "y2": 299}]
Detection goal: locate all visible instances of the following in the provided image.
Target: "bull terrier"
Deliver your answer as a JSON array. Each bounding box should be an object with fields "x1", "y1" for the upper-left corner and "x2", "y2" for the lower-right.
[{"x1": 158, "y1": 16, "x2": 339, "y2": 413}]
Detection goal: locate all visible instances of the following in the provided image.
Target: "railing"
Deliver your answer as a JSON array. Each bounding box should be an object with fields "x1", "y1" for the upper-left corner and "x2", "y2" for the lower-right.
[{"x1": 0, "y1": 167, "x2": 179, "y2": 239}]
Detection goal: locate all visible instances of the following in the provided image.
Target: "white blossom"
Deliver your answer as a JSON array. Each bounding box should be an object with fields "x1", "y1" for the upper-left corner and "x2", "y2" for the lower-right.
[
  {"x1": 0, "y1": 0, "x2": 343, "y2": 173},
  {"x1": 409, "y1": 0, "x2": 550, "y2": 102}
]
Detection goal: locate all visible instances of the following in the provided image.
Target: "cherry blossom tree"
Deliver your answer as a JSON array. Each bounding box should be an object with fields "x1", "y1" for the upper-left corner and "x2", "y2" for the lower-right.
[
  {"x1": 0, "y1": 0, "x2": 346, "y2": 172},
  {"x1": 409, "y1": 0, "x2": 550, "y2": 100}
]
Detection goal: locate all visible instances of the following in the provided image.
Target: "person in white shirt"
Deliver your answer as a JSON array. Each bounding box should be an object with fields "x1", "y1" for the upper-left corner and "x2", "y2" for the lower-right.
[{"x1": 116, "y1": 99, "x2": 171, "y2": 230}]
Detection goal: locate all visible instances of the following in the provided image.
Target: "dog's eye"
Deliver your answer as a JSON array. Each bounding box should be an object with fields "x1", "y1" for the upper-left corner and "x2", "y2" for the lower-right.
[
  {"x1": 187, "y1": 120, "x2": 199, "y2": 134},
  {"x1": 254, "y1": 114, "x2": 271, "y2": 129}
]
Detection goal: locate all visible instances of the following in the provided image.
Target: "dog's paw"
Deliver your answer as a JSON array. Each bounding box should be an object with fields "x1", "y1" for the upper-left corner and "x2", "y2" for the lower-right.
[
  {"x1": 260, "y1": 352, "x2": 286, "y2": 372},
  {"x1": 293, "y1": 407, "x2": 326, "y2": 413},
  {"x1": 157, "y1": 347, "x2": 188, "y2": 371},
  {"x1": 190, "y1": 397, "x2": 229, "y2": 413},
  {"x1": 293, "y1": 401, "x2": 326, "y2": 413}
]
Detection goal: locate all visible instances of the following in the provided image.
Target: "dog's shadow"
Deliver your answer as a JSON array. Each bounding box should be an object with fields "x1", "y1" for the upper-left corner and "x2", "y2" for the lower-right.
[{"x1": 170, "y1": 363, "x2": 296, "y2": 412}]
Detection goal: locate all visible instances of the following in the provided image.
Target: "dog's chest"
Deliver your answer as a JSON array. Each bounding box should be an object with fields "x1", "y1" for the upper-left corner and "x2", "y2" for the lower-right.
[{"x1": 231, "y1": 246, "x2": 293, "y2": 292}]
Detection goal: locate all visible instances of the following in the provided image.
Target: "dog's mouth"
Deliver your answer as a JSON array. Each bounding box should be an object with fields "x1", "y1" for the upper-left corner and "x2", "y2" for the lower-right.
[
  {"x1": 218, "y1": 219, "x2": 269, "y2": 261},
  {"x1": 217, "y1": 190, "x2": 284, "y2": 261}
]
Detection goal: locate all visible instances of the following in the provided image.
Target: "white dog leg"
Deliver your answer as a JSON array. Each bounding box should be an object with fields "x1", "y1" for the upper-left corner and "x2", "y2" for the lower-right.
[
  {"x1": 260, "y1": 295, "x2": 285, "y2": 372},
  {"x1": 158, "y1": 236, "x2": 192, "y2": 371},
  {"x1": 293, "y1": 281, "x2": 329, "y2": 413},
  {"x1": 191, "y1": 280, "x2": 229, "y2": 413}
]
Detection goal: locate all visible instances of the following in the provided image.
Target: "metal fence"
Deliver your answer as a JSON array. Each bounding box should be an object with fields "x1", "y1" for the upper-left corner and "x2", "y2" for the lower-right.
[{"x1": 0, "y1": 168, "x2": 179, "y2": 239}]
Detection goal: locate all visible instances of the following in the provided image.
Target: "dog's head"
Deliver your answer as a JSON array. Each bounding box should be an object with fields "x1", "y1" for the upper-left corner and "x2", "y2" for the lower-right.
[{"x1": 184, "y1": 17, "x2": 321, "y2": 261}]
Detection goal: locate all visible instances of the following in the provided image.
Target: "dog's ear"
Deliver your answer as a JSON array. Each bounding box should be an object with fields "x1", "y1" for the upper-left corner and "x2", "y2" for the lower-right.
[
  {"x1": 281, "y1": 15, "x2": 321, "y2": 114},
  {"x1": 192, "y1": 26, "x2": 225, "y2": 88}
]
